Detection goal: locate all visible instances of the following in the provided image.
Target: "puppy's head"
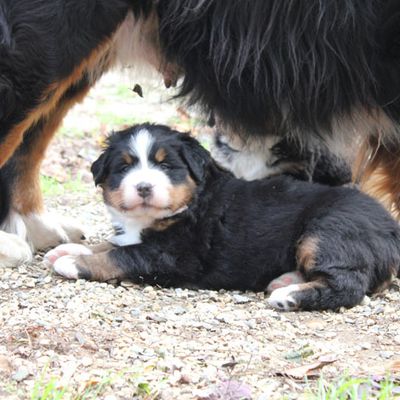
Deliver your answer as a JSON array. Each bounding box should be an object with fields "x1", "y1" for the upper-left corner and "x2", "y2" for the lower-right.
[{"x1": 91, "y1": 124, "x2": 211, "y2": 221}]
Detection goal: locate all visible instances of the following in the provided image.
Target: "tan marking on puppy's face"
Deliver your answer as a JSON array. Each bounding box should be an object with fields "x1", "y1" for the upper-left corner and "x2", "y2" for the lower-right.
[
  {"x1": 122, "y1": 152, "x2": 135, "y2": 165},
  {"x1": 76, "y1": 252, "x2": 125, "y2": 282},
  {"x1": 296, "y1": 236, "x2": 319, "y2": 272},
  {"x1": 103, "y1": 188, "x2": 125, "y2": 210},
  {"x1": 168, "y1": 177, "x2": 197, "y2": 212},
  {"x1": 155, "y1": 148, "x2": 167, "y2": 163}
]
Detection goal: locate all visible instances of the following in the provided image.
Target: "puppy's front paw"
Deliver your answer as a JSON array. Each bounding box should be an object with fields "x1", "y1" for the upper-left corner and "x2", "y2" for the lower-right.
[
  {"x1": 53, "y1": 256, "x2": 80, "y2": 280},
  {"x1": 268, "y1": 284, "x2": 300, "y2": 311},
  {"x1": 44, "y1": 243, "x2": 92, "y2": 265}
]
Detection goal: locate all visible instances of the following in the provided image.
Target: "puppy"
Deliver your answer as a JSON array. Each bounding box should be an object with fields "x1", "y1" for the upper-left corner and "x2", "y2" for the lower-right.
[{"x1": 46, "y1": 124, "x2": 400, "y2": 311}]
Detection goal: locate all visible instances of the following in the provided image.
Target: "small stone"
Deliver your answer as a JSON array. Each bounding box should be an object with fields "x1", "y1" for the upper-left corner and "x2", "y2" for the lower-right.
[
  {"x1": 172, "y1": 306, "x2": 187, "y2": 315},
  {"x1": 233, "y1": 294, "x2": 251, "y2": 304},
  {"x1": 81, "y1": 357, "x2": 93, "y2": 367},
  {"x1": 12, "y1": 367, "x2": 31, "y2": 382},
  {"x1": 360, "y1": 342, "x2": 371, "y2": 350},
  {"x1": 0, "y1": 356, "x2": 12, "y2": 374},
  {"x1": 380, "y1": 351, "x2": 394, "y2": 359},
  {"x1": 361, "y1": 296, "x2": 371, "y2": 306},
  {"x1": 394, "y1": 335, "x2": 400, "y2": 345},
  {"x1": 130, "y1": 308, "x2": 141, "y2": 317}
]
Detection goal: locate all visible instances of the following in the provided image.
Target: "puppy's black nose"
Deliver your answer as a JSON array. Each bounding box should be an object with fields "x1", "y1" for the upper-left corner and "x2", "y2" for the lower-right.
[{"x1": 136, "y1": 182, "x2": 153, "y2": 198}]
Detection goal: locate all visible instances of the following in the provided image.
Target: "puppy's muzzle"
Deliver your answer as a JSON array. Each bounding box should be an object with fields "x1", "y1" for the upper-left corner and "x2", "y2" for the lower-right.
[{"x1": 136, "y1": 182, "x2": 153, "y2": 199}]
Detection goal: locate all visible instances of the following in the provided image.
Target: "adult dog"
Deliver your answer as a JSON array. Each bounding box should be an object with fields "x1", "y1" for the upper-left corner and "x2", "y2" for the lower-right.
[
  {"x1": 44, "y1": 124, "x2": 400, "y2": 311},
  {"x1": 1, "y1": 1, "x2": 400, "y2": 266}
]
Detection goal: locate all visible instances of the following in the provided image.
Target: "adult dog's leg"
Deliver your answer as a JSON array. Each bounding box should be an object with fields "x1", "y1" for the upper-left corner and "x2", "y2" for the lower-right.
[{"x1": 1, "y1": 78, "x2": 91, "y2": 253}]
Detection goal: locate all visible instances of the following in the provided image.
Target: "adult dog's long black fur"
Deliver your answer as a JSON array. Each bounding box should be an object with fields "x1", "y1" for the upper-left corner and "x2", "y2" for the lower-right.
[
  {"x1": 158, "y1": 0, "x2": 400, "y2": 137},
  {"x1": 156, "y1": 0, "x2": 400, "y2": 212}
]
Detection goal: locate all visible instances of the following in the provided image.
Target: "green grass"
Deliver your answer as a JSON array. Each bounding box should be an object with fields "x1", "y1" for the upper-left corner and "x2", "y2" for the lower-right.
[
  {"x1": 306, "y1": 375, "x2": 400, "y2": 400},
  {"x1": 40, "y1": 175, "x2": 88, "y2": 197},
  {"x1": 27, "y1": 367, "x2": 165, "y2": 400},
  {"x1": 97, "y1": 111, "x2": 141, "y2": 127}
]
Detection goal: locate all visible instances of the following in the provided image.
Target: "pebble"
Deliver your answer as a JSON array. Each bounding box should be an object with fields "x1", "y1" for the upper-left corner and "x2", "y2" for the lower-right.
[
  {"x1": 11, "y1": 367, "x2": 31, "y2": 382},
  {"x1": 394, "y1": 336, "x2": 400, "y2": 345},
  {"x1": 233, "y1": 294, "x2": 251, "y2": 304}
]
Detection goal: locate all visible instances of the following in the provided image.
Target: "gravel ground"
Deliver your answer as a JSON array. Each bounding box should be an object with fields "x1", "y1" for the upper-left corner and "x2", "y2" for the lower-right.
[
  {"x1": 0, "y1": 193, "x2": 400, "y2": 399},
  {"x1": 1, "y1": 74, "x2": 400, "y2": 399}
]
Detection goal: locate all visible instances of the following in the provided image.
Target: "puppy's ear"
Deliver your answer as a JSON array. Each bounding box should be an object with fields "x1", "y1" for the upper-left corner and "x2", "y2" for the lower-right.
[
  {"x1": 91, "y1": 151, "x2": 110, "y2": 186},
  {"x1": 179, "y1": 134, "x2": 211, "y2": 183}
]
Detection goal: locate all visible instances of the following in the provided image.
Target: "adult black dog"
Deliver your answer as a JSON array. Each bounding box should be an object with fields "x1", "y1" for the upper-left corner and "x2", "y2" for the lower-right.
[
  {"x1": 0, "y1": 1, "x2": 400, "y2": 266},
  {"x1": 45, "y1": 124, "x2": 400, "y2": 311}
]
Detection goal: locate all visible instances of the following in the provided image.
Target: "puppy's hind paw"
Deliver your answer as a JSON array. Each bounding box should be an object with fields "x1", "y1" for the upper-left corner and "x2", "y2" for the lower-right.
[
  {"x1": 266, "y1": 271, "x2": 305, "y2": 293},
  {"x1": 268, "y1": 284, "x2": 300, "y2": 311}
]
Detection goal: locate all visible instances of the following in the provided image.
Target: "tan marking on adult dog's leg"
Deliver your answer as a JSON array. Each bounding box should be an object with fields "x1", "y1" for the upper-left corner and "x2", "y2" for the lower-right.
[
  {"x1": 13, "y1": 86, "x2": 91, "y2": 215},
  {"x1": 356, "y1": 137, "x2": 400, "y2": 220},
  {"x1": 0, "y1": 38, "x2": 116, "y2": 168}
]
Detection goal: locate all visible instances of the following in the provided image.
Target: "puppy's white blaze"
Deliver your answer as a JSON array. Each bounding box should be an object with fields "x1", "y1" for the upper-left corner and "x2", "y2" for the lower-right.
[
  {"x1": 129, "y1": 129, "x2": 154, "y2": 168},
  {"x1": 120, "y1": 130, "x2": 173, "y2": 210},
  {"x1": 53, "y1": 256, "x2": 80, "y2": 280},
  {"x1": 268, "y1": 284, "x2": 300, "y2": 311}
]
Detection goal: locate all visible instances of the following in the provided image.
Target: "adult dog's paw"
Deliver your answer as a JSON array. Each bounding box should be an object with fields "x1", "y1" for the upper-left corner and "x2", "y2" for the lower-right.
[
  {"x1": 44, "y1": 243, "x2": 92, "y2": 265},
  {"x1": 268, "y1": 284, "x2": 300, "y2": 311},
  {"x1": 53, "y1": 255, "x2": 81, "y2": 280},
  {"x1": 0, "y1": 231, "x2": 32, "y2": 267},
  {"x1": 23, "y1": 213, "x2": 86, "y2": 251}
]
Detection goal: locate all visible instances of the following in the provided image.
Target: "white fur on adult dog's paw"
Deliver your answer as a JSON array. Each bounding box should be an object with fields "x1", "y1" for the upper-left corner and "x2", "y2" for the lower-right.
[
  {"x1": 44, "y1": 243, "x2": 93, "y2": 265},
  {"x1": 22, "y1": 213, "x2": 85, "y2": 251},
  {"x1": 268, "y1": 284, "x2": 300, "y2": 311},
  {"x1": 0, "y1": 231, "x2": 32, "y2": 267},
  {"x1": 53, "y1": 256, "x2": 80, "y2": 280}
]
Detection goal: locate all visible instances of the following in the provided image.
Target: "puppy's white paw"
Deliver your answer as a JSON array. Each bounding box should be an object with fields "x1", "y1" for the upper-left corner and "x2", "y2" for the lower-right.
[
  {"x1": 0, "y1": 231, "x2": 32, "y2": 267},
  {"x1": 44, "y1": 243, "x2": 92, "y2": 265},
  {"x1": 53, "y1": 256, "x2": 80, "y2": 280},
  {"x1": 268, "y1": 284, "x2": 300, "y2": 311}
]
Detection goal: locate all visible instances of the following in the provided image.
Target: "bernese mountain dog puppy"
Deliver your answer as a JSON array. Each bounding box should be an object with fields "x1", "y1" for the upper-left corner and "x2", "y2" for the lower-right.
[{"x1": 45, "y1": 124, "x2": 400, "y2": 311}]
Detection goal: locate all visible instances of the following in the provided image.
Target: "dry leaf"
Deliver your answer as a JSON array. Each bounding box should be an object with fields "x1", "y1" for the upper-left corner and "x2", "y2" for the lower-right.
[
  {"x1": 275, "y1": 354, "x2": 337, "y2": 380},
  {"x1": 132, "y1": 84, "x2": 143, "y2": 98},
  {"x1": 366, "y1": 359, "x2": 400, "y2": 376}
]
